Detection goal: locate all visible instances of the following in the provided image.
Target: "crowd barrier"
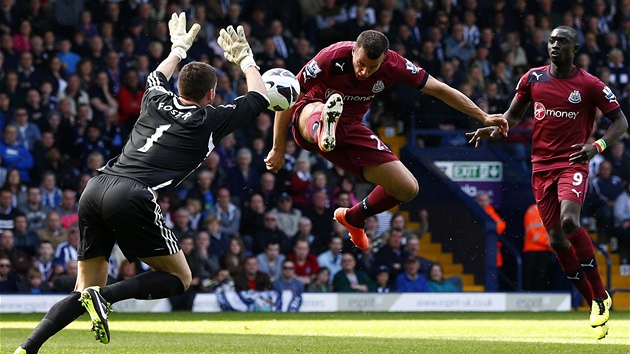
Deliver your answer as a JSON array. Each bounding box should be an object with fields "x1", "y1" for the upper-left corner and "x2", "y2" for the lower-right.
[{"x1": 0, "y1": 292, "x2": 571, "y2": 313}]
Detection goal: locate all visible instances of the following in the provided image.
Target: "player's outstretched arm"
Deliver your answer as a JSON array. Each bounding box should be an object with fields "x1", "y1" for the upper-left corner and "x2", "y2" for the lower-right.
[
  {"x1": 264, "y1": 92, "x2": 304, "y2": 173},
  {"x1": 569, "y1": 110, "x2": 628, "y2": 165},
  {"x1": 156, "y1": 13, "x2": 200, "y2": 80},
  {"x1": 421, "y1": 75, "x2": 509, "y2": 134},
  {"x1": 217, "y1": 25, "x2": 267, "y2": 96},
  {"x1": 466, "y1": 96, "x2": 529, "y2": 147}
]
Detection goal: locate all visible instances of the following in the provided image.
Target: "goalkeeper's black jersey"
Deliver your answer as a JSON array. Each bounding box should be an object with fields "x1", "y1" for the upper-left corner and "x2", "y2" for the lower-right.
[{"x1": 100, "y1": 70, "x2": 268, "y2": 193}]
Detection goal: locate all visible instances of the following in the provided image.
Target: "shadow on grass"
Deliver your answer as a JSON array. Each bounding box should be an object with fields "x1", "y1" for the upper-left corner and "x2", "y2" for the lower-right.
[{"x1": 2, "y1": 329, "x2": 627, "y2": 354}]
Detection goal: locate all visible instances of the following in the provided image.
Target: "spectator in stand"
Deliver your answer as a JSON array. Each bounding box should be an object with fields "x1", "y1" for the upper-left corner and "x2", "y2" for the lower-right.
[
  {"x1": 395, "y1": 256, "x2": 429, "y2": 292},
  {"x1": 273, "y1": 259, "x2": 304, "y2": 294},
  {"x1": 332, "y1": 176, "x2": 360, "y2": 208},
  {"x1": 222, "y1": 235, "x2": 246, "y2": 276},
  {"x1": 13, "y1": 214, "x2": 40, "y2": 258},
  {"x1": 304, "y1": 190, "x2": 334, "y2": 244},
  {"x1": 170, "y1": 235, "x2": 204, "y2": 311},
  {"x1": 254, "y1": 171, "x2": 280, "y2": 209},
  {"x1": 186, "y1": 169, "x2": 216, "y2": 215},
  {"x1": 208, "y1": 188, "x2": 241, "y2": 238},
  {"x1": 204, "y1": 151, "x2": 228, "y2": 195},
  {"x1": 54, "y1": 189, "x2": 78, "y2": 229},
  {"x1": 317, "y1": 235, "x2": 343, "y2": 279},
  {"x1": 3, "y1": 168, "x2": 28, "y2": 209},
  {"x1": 10, "y1": 107, "x2": 41, "y2": 151},
  {"x1": 270, "y1": 193, "x2": 302, "y2": 240},
  {"x1": 607, "y1": 142, "x2": 630, "y2": 181},
  {"x1": 171, "y1": 208, "x2": 196, "y2": 240},
  {"x1": 307, "y1": 267, "x2": 333, "y2": 292},
  {"x1": 0, "y1": 188, "x2": 21, "y2": 230},
  {"x1": 287, "y1": 238, "x2": 319, "y2": 286},
  {"x1": 227, "y1": 147, "x2": 260, "y2": 206},
  {"x1": 444, "y1": 23, "x2": 476, "y2": 64},
  {"x1": 234, "y1": 256, "x2": 273, "y2": 291},
  {"x1": 295, "y1": 217, "x2": 321, "y2": 254},
  {"x1": 89, "y1": 72, "x2": 119, "y2": 125},
  {"x1": 53, "y1": 259, "x2": 78, "y2": 293},
  {"x1": 58, "y1": 74, "x2": 91, "y2": 118},
  {"x1": 52, "y1": 224, "x2": 79, "y2": 273},
  {"x1": 33, "y1": 240, "x2": 57, "y2": 286},
  {"x1": 476, "y1": 193, "x2": 506, "y2": 269},
  {"x1": 185, "y1": 198, "x2": 204, "y2": 231},
  {"x1": 0, "y1": 125, "x2": 34, "y2": 184},
  {"x1": 589, "y1": 160, "x2": 625, "y2": 243},
  {"x1": 290, "y1": 156, "x2": 312, "y2": 210},
  {"x1": 374, "y1": 265, "x2": 393, "y2": 293},
  {"x1": 195, "y1": 230, "x2": 220, "y2": 284},
  {"x1": 240, "y1": 193, "x2": 266, "y2": 250},
  {"x1": 21, "y1": 186, "x2": 50, "y2": 233},
  {"x1": 40, "y1": 171, "x2": 63, "y2": 209},
  {"x1": 522, "y1": 204, "x2": 554, "y2": 291},
  {"x1": 37, "y1": 211, "x2": 67, "y2": 250},
  {"x1": 427, "y1": 263, "x2": 459, "y2": 292},
  {"x1": 117, "y1": 70, "x2": 144, "y2": 131},
  {"x1": 0, "y1": 256, "x2": 20, "y2": 293},
  {"x1": 374, "y1": 228, "x2": 410, "y2": 285},
  {"x1": 333, "y1": 252, "x2": 375, "y2": 292},
  {"x1": 405, "y1": 234, "x2": 434, "y2": 278},
  {"x1": 257, "y1": 240, "x2": 285, "y2": 283},
  {"x1": 205, "y1": 215, "x2": 230, "y2": 260},
  {"x1": 0, "y1": 229, "x2": 30, "y2": 278},
  {"x1": 614, "y1": 181, "x2": 630, "y2": 265},
  {"x1": 100, "y1": 108, "x2": 126, "y2": 158}
]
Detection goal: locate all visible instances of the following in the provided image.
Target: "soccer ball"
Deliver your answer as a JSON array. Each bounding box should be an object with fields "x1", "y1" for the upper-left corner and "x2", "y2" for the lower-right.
[{"x1": 261, "y1": 68, "x2": 300, "y2": 111}]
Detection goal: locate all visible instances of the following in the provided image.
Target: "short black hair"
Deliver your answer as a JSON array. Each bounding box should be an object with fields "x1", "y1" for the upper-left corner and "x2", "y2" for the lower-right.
[
  {"x1": 178, "y1": 62, "x2": 217, "y2": 101},
  {"x1": 356, "y1": 30, "x2": 389, "y2": 59}
]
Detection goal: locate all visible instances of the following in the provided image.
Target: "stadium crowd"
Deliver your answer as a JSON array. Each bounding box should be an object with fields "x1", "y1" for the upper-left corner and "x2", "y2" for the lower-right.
[{"x1": 1, "y1": 0, "x2": 630, "y2": 302}]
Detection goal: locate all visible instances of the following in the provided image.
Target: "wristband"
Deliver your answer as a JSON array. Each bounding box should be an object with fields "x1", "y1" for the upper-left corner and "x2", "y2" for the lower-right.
[
  {"x1": 592, "y1": 139, "x2": 607, "y2": 154},
  {"x1": 239, "y1": 56, "x2": 259, "y2": 72},
  {"x1": 170, "y1": 47, "x2": 187, "y2": 61}
]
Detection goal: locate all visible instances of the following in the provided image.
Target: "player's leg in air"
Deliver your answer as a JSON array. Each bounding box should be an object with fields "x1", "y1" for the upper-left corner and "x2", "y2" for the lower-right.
[
  {"x1": 549, "y1": 199, "x2": 611, "y2": 339},
  {"x1": 296, "y1": 101, "x2": 418, "y2": 250}
]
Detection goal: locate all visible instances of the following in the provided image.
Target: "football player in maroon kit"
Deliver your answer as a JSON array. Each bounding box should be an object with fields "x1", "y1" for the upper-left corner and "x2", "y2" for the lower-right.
[
  {"x1": 265, "y1": 30, "x2": 508, "y2": 251},
  {"x1": 467, "y1": 26, "x2": 628, "y2": 339}
]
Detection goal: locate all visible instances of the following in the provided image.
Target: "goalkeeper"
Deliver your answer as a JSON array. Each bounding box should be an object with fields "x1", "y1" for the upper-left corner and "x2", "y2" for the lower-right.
[{"x1": 15, "y1": 13, "x2": 269, "y2": 354}]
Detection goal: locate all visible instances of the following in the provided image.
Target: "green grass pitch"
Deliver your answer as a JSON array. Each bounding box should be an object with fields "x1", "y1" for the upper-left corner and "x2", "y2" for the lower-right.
[{"x1": 2, "y1": 312, "x2": 629, "y2": 353}]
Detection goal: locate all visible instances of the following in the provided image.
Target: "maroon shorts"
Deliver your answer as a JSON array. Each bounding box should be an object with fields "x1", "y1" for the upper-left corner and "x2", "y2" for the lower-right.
[
  {"x1": 532, "y1": 166, "x2": 589, "y2": 229},
  {"x1": 292, "y1": 98, "x2": 399, "y2": 180}
]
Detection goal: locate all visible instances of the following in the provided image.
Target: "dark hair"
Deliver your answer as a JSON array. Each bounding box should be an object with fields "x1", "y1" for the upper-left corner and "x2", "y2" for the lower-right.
[
  {"x1": 178, "y1": 62, "x2": 217, "y2": 101},
  {"x1": 356, "y1": 30, "x2": 389, "y2": 59}
]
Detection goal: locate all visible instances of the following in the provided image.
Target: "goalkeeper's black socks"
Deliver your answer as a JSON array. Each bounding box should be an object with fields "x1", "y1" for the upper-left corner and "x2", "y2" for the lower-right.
[
  {"x1": 21, "y1": 291, "x2": 86, "y2": 353},
  {"x1": 99, "y1": 271, "x2": 185, "y2": 303}
]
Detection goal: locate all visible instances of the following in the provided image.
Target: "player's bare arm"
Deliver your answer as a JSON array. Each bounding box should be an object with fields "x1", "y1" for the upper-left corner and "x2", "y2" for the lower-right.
[
  {"x1": 265, "y1": 92, "x2": 305, "y2": 173},
  {"x1": 569, "y1": 109, "x2": 628, "y2": 165},
  {"x1": 467, "y1": 97, "x2": 529, "y2": 147},
  {"x1": 421, "y1": 75, "x2": 509, "y2": 134}
]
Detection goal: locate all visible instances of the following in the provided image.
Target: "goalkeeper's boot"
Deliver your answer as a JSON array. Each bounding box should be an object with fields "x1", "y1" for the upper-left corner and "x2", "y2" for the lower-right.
[
  {"x1": 13, "y1": 347, "x2": 27, "y2": 354},
  {"x1": 334, "y1": 207, "x2": 369, "y2": 250},
  {"x1": 80, "y1": 286, "x2": 111, "y2": 344},
  {"x1": 317, "y1": 93, "x2": 343, "y2": 152}
]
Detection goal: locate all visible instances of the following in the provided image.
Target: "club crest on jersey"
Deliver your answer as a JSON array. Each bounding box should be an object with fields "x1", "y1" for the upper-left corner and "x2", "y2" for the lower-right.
[
  {"x1": 568, "y1": 90, "x2": 581, "y2": 104},
  {"x1": 303, "y1": 60, "x2": 322, "y2": 82},
  {"x1": 372, "y1": 80, "x2": 385, "y2": 93},
  {"x1": 602, "y1": 86, "x2": 618, "y2": 103}
]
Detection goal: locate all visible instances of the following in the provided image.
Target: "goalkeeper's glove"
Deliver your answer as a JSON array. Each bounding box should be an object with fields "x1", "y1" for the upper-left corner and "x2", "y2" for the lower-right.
[
  {"x1": 168, "y1": 12, "x2": 201, "y2": 60},
  {"x1": 218, "y1": 25, "x2": 258, "y2": 71}
]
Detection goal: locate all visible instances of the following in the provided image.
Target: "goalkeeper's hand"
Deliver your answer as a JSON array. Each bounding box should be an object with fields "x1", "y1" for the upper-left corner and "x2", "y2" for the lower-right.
[
  {"x1": 168, "y1": 12, "x2": 201, "y2": 60},
  {"x1": 217, "y1": 25, "x2": 258, "y2": 72}
]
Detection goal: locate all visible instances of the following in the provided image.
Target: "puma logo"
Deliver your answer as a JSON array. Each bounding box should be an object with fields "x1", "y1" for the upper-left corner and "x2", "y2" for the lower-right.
[
  {"x1": 335, "y1": 62, "x2": 345, "y2": 71},
  {"x1": 566, "y1": 272, "x2": 580, "y2": 280},
  {"x1": 580, "y1": 259, "x2": 595, "y2": 268},
  {"x1": 571, "y1": 188, "x2": 582, "y2": 198},
  {"x1": 532, "y1": 72, "x2": 542, "y2": 80}
]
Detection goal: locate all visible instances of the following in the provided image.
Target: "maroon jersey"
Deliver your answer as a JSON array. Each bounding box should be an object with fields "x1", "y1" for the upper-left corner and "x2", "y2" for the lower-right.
[
  {"x1": 297, "y1": 42, "x2": 429, "y2": 124},
  {"x1": 515, "y1": 65, "x2": 620, "y2": 172}
]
